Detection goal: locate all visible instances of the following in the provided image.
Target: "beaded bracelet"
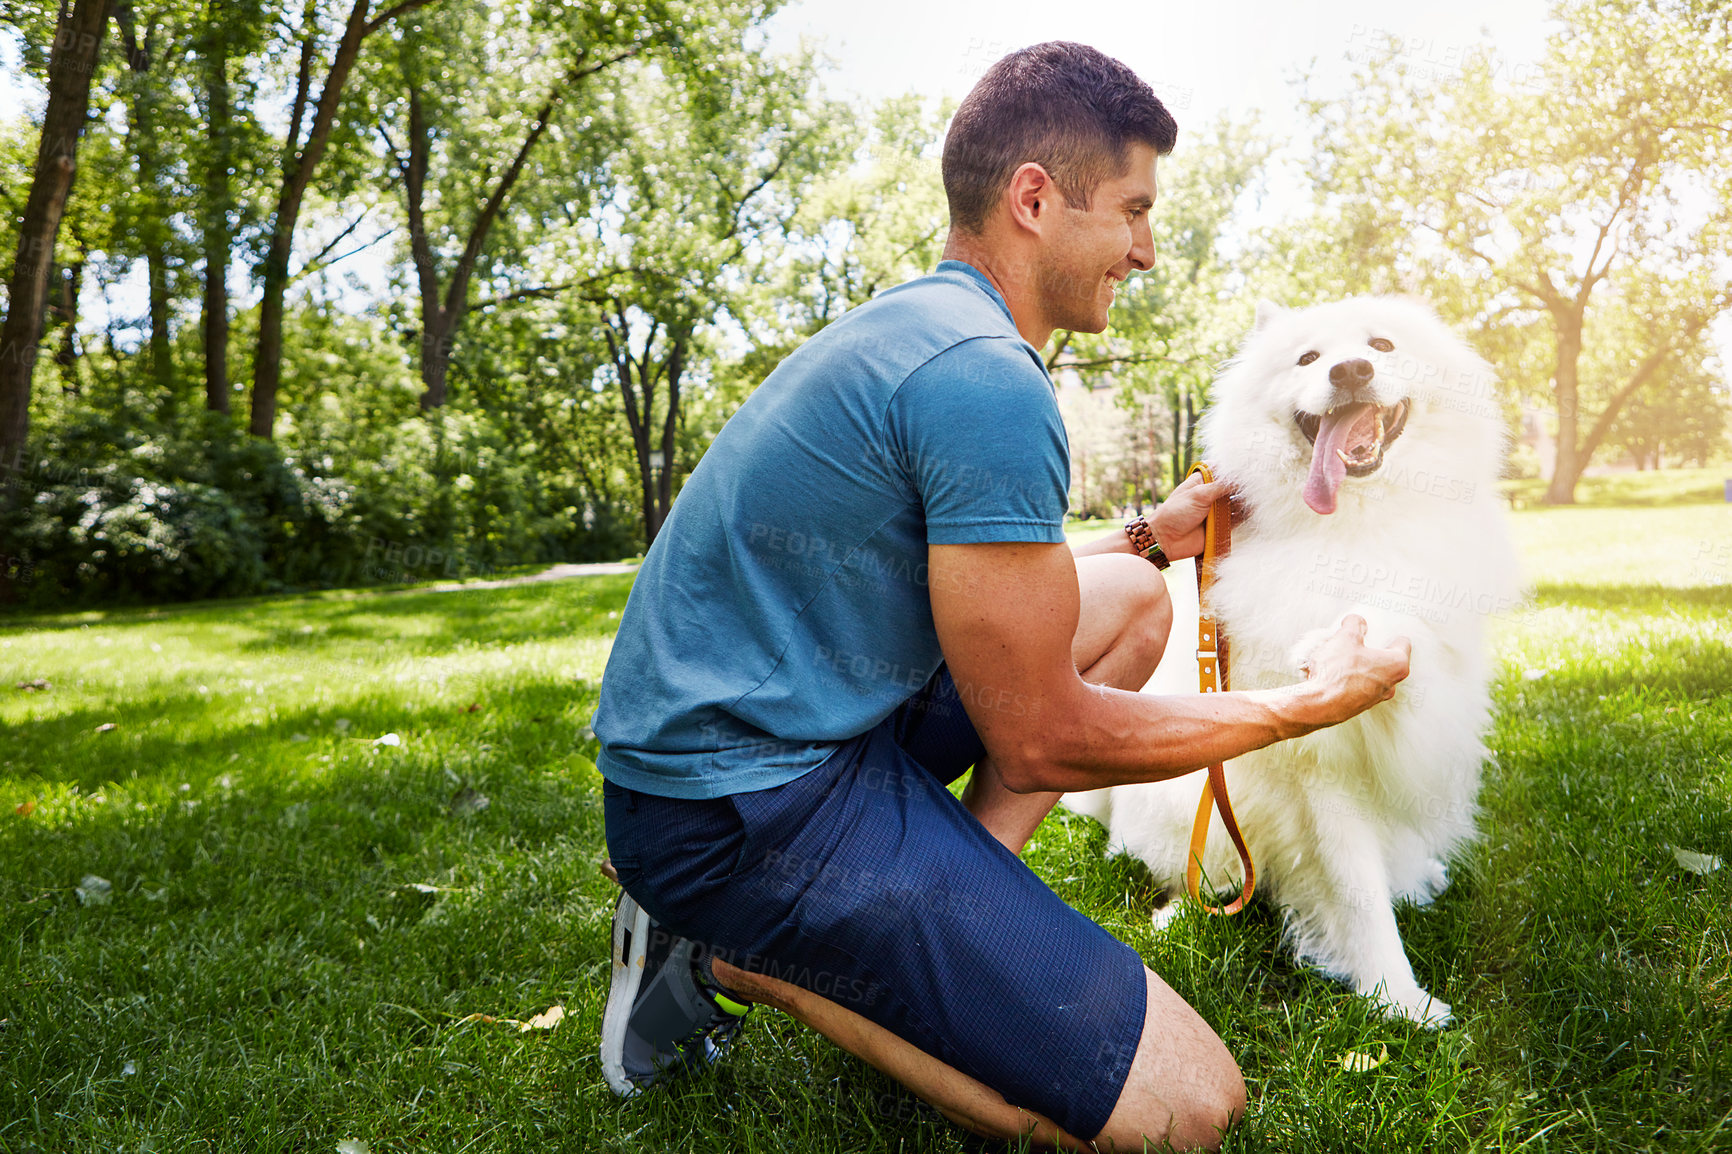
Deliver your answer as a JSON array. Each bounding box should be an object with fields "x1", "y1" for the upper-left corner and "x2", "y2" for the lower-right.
[{"x1": 1123, "y1": 515, "x2": 1170, "y2": 569}]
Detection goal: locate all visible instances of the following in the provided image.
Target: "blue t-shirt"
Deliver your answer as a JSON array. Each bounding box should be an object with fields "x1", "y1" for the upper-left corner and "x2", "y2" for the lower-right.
[{"x1": 592, "y1": 260, "x2": 1070, "y2": 799}]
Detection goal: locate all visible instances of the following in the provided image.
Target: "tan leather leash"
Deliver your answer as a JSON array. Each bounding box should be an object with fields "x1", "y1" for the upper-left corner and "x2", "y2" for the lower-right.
[{"x1": 1182, "y1": 462, "x2": 1256, "y2": 915}]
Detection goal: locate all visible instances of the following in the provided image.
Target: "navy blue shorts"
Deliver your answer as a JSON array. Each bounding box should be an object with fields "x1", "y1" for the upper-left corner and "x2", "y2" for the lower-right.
[{"x1": 602, "y1": 668, "x2": 1148, "y2": 1140}]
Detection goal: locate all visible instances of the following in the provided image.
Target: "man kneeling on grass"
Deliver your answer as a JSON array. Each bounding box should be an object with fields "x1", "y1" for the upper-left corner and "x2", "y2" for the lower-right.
[{"x1": 590, "y1": 41, "x2": 1411, "y2": 1152}]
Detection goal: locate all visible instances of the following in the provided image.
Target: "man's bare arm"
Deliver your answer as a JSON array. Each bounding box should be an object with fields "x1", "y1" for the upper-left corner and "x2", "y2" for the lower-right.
[{"x1": 929, "y1": 539, "x2": 1411, "y2": 794}]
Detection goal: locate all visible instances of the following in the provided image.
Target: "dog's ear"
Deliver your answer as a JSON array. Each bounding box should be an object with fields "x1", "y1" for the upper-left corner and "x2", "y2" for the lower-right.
[{"x1": 1253, "y1": 300, "x2": 1287, "y2": 331}]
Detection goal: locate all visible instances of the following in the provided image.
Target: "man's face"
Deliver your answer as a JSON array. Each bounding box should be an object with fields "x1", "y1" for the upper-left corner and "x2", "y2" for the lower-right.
[{"x1": 1036, "y1": 142, "x2": 1158, "y2": 336}]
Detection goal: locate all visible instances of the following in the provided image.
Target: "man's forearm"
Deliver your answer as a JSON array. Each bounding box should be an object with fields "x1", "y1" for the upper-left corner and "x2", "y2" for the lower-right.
[
  {"x1": 994, "y1": 679, "x2": 1334, "y2": 795},
  {"x1": 1069, "y1": 527, "x2": 1137, "y2": 559}
]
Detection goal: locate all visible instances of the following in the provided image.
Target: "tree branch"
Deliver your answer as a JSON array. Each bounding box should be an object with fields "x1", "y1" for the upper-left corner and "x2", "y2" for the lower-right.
[
  {"x1": 289, "y1": 224, "x2": 396, "y2": 286},
  {"x1": 1057, "y1": 353, "x2": 1187, "y2": 371},
  {"x1": 285, "y1": 0, "x2": 318, "y2": 161},
  {"x1": 362, "y1": 0, "x2": 437, "y2": 37}
]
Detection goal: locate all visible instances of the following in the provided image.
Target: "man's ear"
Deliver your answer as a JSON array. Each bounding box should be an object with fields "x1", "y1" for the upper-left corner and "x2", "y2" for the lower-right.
[
  {"x1": 1006, "y1": 161, "x2": 1054, "y2": 235},
  {"x1": 1253, "y1": 300, "x2": 1288, "y2": 331}
]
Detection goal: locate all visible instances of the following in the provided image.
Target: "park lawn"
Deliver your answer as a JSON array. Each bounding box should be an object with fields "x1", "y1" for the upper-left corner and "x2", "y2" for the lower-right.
[
  {"x1": 1499, "y1": 465, "x2": 1732, "y2": 510},
  {"x1": 1, "y1": 501, "x2": 1729, "y2": 1152}
]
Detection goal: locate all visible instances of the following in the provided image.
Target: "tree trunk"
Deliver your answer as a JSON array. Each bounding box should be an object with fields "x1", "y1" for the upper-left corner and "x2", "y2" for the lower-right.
[
  {"x1": 52, "y1": 260, "x2": 83, "y2": 393},
  {"x1": 407, "y1": 50, "x2": 615, "y2": 409},
  {"x1": 1170, "y1": 391, "x2": 1183, "y2": 489},
  {"x1": 201, "y1": 0, "x2": 231, "y2": 413},
  {"x1": 654, "y1": 334, "x2": 683, "y2": 538},
  {"x1": 0, "y1": 0, "x2": 111, "y2": 485},
  {"x1": 116, "y1": 3, "x2": 174, "y2": 411},
  {"x1": 1183, "y1": 389, "x2": 1196, "y2": 475},
  {"x1": 147, "y1": 218, "x2": 172, "y2": 408},
  {"x1": 602, "y1": 308, "x2": 688, "y2": 547},
  {"x1": 1542, "y1": 312, "x2": 1585, "y2": 505},
  {"x1": 250, "y1": 0, "x2": 435, "y2": 438}
]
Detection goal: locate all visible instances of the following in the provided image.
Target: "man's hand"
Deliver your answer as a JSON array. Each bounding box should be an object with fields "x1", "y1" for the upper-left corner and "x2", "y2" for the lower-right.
[
  {"x1": 1295, "y1": 615, "x2": 1412, "y2": 726},
  {"x1": 1148, "y1": 471, "x2": 1231, "y2": 562}
]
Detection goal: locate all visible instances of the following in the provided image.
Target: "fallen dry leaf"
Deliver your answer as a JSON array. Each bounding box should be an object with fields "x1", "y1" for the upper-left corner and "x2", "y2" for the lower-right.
[
  {"x1": 1339, "y1": 1044, "x2": 1388, "y2": 1073},
  {"x1": 520, "y1": 1005, "x2": 564, "y2": 1032},
  {"x1": 95, "y1": 722, "x2": 117, "y2": 733},
  {"x1": 458, "y1": 1005, "x2": 563, "y2": 1032},
  {"x1": 76, "y1": 875, "x2": 113, "y2": 906},
  {"x1": 15, "y1": 800, "x2": 35, "y2": 817},
  {"x1": 1670, "y1": 845, "x2": 1723, "y2": 875},
  {"x1": 15, "y1": 679, "x2": 50, "y2": 691}
]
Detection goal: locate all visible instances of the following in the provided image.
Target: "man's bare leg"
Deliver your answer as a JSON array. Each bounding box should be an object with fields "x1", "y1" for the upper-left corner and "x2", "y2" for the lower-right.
[
  {"x1": 963, "y1": 552, "x2": 1173, "y2": 852},
  {"x1": 710, "y1": 958, "x2": 1243, "y2": 1152}
]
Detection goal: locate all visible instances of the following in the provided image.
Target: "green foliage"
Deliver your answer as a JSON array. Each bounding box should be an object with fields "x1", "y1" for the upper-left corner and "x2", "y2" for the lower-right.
[
  {"x1": 2, "y1": 409, "x2": 308, "y2": 605},
  {"x1": 1294, "y1": 0, "x2": 1732, "y2": 501},
  {"x1": 1605, "y1": 348, "x2": 1729, "y2": 469},
  {"x1": 774, "y1": 94, "x2": 952, "y2": 333},
  {"x1": 0, "y1": 300, "x2": 640, "y2": 608}
]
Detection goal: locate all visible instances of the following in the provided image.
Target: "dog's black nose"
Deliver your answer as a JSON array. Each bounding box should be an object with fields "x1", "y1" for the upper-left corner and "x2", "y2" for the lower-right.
[{"x1": 1329, "y1": 358, "x2": 1376, "y2": 388}]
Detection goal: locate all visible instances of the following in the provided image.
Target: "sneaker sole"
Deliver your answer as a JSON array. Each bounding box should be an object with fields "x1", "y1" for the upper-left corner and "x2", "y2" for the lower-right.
[{"x1": 599, "y1": 892, "x2": 652, "y2": 1098}]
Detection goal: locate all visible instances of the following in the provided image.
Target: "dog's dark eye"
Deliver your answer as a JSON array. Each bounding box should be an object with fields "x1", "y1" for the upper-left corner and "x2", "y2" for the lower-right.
[
  {"x1": 1368, "y1": 338, "x2": 1395, "y2": 353},
  {"x1": 1298, "y1": 351, "x2": 1319, "y2": 366}
]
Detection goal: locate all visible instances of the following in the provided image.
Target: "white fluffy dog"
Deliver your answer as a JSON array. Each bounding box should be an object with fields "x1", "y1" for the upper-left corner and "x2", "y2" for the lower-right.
[{"x1": 1065, "y1": 297, "x2": 1519, "y2": 1027}]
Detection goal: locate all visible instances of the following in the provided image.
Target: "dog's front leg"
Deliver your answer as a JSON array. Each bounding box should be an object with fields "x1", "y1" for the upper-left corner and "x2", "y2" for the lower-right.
[{"x1": 1294, "y1": 803, "x2": 1452, "y2": 1028}]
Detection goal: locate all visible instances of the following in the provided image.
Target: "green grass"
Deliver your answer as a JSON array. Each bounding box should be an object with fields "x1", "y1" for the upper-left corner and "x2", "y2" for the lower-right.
[
  {"x1": 1501, "y1": 464, "x2": 1732, "y2": 509},
  {"x1": 2, "y1": 499, "x2": 1730, "y2": 1152}
]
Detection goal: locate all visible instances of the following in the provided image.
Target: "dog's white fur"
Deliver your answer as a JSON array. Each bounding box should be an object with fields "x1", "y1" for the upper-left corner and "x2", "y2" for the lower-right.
[{"x1": 1065, "y1": 296, "x2": 1519, "y2": 1027}]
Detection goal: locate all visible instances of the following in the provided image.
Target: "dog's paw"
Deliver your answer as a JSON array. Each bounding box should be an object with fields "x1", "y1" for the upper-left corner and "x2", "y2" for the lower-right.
[
  {"x1": 1291, "y1": 608, "x2": 1409, "y2": 677},
  {"x1": 1150, "y1": 901, "x2": 1182, "y2": 933},
  {"x1": 1289, "y1": 624, "x2": 1338, "y2": 677},
  {"x1": 1379, "y1": 987, "x2": 1453, "y2": 1029},
  {"x1": 1417, "y1": 858, "x2": 1450, "y2": 903}
]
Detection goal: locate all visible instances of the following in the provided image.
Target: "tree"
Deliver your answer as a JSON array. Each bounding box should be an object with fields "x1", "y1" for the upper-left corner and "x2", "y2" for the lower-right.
[
  {"x1": 113, "y1": 0, "x2": 198, "y2": 414},
  {"x1": 1305, "y1": 0, "x2": 1732, "y2": 503},
  {"x1": 375, "y1": 1, "x2": 669, "y2": 411},
  {"x1": 248, "y1": 0, "x2": 435, "y2": 440},
  {"x1": 194, "y1": 0, "x2": 271, "y2": 413},
  {"x1": 566, "y1": 45, "x2": 843, "y2": 545},
  {"x1": 0, "y1": 0, "x2": 112, "y2": 488},
  {"x1": 774, "y1": 94, "x2": 951, "y2": 333}
]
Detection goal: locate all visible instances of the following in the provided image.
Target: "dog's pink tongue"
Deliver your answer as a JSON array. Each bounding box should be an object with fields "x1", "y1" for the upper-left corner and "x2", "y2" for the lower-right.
[{"x1": 1303, "y1": 403, "x2": 1375, "y2": 515}]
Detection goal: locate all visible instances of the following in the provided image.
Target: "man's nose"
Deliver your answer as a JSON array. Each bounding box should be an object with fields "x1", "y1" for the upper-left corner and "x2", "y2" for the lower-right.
[{"x1": 1128, "y1": 215, "x2": 1155, "y2": 272}]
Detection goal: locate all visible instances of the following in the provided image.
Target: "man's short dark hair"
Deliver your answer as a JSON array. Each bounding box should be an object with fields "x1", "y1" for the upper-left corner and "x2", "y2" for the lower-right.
[{"x1": 942, "y1": 42, "x2": 1178, "y2": 235}]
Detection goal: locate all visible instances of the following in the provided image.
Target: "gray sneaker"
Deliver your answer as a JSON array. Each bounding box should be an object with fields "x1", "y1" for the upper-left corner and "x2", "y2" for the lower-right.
[{"x1": 599, "y1": 891, "x2": 752, "y2": 1097}]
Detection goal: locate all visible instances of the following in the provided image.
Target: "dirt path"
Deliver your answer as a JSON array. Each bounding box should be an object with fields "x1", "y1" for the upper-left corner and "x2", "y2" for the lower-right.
[{"x1": 422, "y1": 561, "x2": 639, "y2": 593}]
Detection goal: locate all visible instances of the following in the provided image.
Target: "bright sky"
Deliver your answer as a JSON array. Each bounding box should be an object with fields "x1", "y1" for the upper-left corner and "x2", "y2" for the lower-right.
[{"x1": 763, "y1": 0, "x2": 1557, "y2": 132}]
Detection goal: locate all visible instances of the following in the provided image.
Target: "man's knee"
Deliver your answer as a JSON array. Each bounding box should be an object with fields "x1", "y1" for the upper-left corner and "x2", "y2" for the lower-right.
[
  {"x1": 1123, "y1": 561, "x2": 1174, "y2": 672},
  {"x1": 1095, "y1": 969, "x2": 1245, "y2": 1152},
  {"x1": 1170, "y1": 1048, "x2": 1246, "y2": 1152},
  {"x1": 1096, "y1": 1044, "x2": 1244, "y2": 1153}
]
